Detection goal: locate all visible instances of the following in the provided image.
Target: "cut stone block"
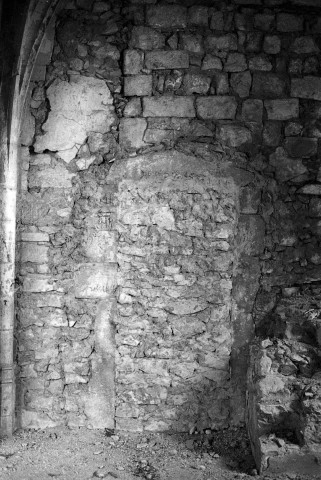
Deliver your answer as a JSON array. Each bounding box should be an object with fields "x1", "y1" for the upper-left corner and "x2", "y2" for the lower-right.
[
  {"x1": 119, "y1": 118, "x2": 147, "y2": 149},
  {"x1": 83, "y1": 299, "x2": 116, "y2": 429},
  {"x1": 123, "y1": 49, "x2": 144, "y2": 75},
  {"x1": 74, "y1": 263, "x2": 117, "y2": 298},
  {"x1": 21, "y1": 243, "x2": 49, "y2": 264},
  {"x1": 252, "y1": 73, "x2": 286, "y2": 98},
  {"x1": 20, "y1": 232, "x2": 50, "y2": 242},
  {"x1": 130, "y1": 26, "x2": 165, "y2": 50},
  {"x1": 210, "y1": 12, "x2": 224, "y2": 31},
  {"x1": 276, "y1": 13, "x2": 303, "y2": 32},
  {"x1": 145, "y1": 51, "x2": 189, "y2": 70},
  {"x1": 291, "y1": 37, "x2": 319, "y2": 54},
  {"x1": 23, "y1": 275, "x2": 55, "y2": 292},
  {"x1": 143, "y1": 96, "x2": 195, "y2": 118},
  {"x1": 254, "y1": 13, "x2": 274, "y2": 31},
  {"x1": 291, "y1": 77, "x2": 321, "y2": 101},
  {"x1": 124, "y1": 75, "x2": 153, "y2": 96},
  {"x1": 196, "y1": 96, "x2": 237, "y2": 120},
  {"x1": 265, "y1": 99, "x2": 299, "y2": 121},
  {"x1": 146, "y1": 5, "x2": 187, "y2": 29},
  {"x1": 34, "y1": 76, "x2": 115, "y2": 152}
]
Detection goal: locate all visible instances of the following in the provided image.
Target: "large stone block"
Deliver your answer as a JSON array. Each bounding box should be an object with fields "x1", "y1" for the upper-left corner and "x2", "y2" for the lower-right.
[
  {"x1": 74, "y1": 263, "x2": 117, "y2": 299},
  {"x1": 119, "y1": 118, "x2": 147, "y2": 149},
  {"x1": 130, "y1": 26, "x2": 165, "y2": 50},
  {"x1": 124, "y1": 75, "x2": 152, "y2": 96},
  {"x1": 23, "y1": 275, "x2": 56, "y2": 292},
  {"x1": 146, "y1": 5, "x2": 187, "y2": 29},
  {"x1": 252, "y1": 73, "x2": 286, "y2": 98},
  {"x1": 237, "y1": 215, "x2": 265, "y2": 255},
  {"x1": 34, "y1": 76, "x2": 116, "y2": 152},
  {"x1": 182, "y1": 73, "x2": 211, "y2": 95},
  {"x1": 291, "y1": 37, "x2": 319, "y2": 54},
  {"x1": 21, "y1": 243, "x2": 49, "y2": 264},
  {"x1": 265, "y1": 99, "x2": 299, "y2": 121},
  {"x1": 291, "y1": 77, "x2": 321, "y2": 101},
  {"x1": 143, "y1": 96, "x2": 195, "y2": 118},
  {"x1": 210, "y1": 11, "x2": 224, "y2": 31},
  {"x1": 145, "y1": 51, "x2": 189, "y2": 70},
  {"x1": 196, "y1": 96, "x2": 237, "y2": 120},
  {"x1": 123, "y1": 49, "x2": 144, "y2": 75},
  {"x1": 276, "y1": 13, "x2": 303, "y2": 32},
  {"x1": 20, "y1": 232, "x2": 50, "y2": 242}
]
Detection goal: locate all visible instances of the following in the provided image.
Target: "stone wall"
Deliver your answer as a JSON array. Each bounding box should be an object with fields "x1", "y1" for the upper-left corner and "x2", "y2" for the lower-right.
[{"x1": 17, "y1": 0, "x2": 321, "y2": 433}]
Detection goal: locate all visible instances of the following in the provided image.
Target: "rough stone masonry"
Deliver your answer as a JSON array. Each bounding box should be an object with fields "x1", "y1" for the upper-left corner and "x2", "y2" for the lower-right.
[{"x1": 17, "y1": 0, "x2": 321, "y2": 474}]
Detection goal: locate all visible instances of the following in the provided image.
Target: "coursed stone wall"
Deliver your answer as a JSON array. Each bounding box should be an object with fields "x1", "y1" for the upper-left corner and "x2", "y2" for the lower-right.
[{"x1": 17, "y1": 0, "x2": 321, "y2": 433}]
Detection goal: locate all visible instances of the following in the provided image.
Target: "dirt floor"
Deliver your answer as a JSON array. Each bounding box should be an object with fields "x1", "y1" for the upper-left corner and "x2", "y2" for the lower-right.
[{"x1": 0, "y1": 426, "x2": 319, "y2": 480}]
